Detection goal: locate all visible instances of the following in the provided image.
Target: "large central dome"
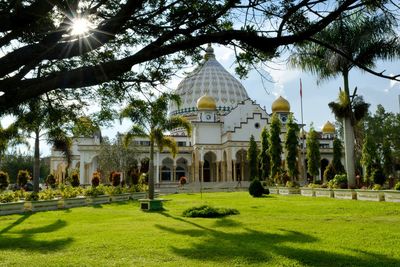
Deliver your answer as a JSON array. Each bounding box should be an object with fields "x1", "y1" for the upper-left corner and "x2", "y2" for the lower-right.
[{"x1": 169, "y1": 45, "x2": 249, "y2": 116}]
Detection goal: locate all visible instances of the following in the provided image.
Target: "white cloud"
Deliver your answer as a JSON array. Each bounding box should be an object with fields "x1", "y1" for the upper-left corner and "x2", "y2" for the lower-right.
[{"x1": 389, "y1": 74, "x2": 400, "y2": 89}]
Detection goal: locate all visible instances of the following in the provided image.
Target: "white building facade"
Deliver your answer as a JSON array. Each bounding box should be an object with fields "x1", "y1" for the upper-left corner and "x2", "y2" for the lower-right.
[{"x1": 50, "y1": 45, "x2": 338, "y2": 185}]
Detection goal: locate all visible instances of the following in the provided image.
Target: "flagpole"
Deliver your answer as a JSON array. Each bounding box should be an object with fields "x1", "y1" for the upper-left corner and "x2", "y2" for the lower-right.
[{"x1": 300, "y1": 79, "x2": 307, "y2": 184}]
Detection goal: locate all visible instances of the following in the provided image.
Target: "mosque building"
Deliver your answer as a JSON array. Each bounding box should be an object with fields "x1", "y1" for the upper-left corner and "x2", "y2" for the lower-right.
[{"x1": 50, "y1": 45, "x2": 339, "y2": 185}]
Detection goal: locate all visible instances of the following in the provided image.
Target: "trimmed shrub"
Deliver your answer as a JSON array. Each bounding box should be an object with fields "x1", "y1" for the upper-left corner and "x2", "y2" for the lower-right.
[
  {"x1": 110, "y1": 172, "x2": 121, "y2": 186},
  {"x1": 263, "y1": 188, "x2": 270, "y2": 195},
  {"x1": 71, "y1": 172, "x2": 80, "y2": 187},
  {"x1": 0, "y1": 191, "x2": 18, "y2": 203},
  {"x1": 45, "y1": 174, "x2": 56, "y2": 188},
  {"x1": 24, "y1": 192, "x2": 39, "y2": 201},
  {"x1": 17, "y1": 170, "x2": 30, "y2": 187},
  {"x1": 372, "y1": 184, "x2": 382, "y2": 190},
  {"x1": 91, "y1": 172, "x2": 101, "y2": 187},
  {"x1": 249, "y1": 179, "x2": 264, "y2": 197},
  {"x1": 182, "y1": 205, "x2": 239, "y2": 218},
  {"x1": 394, "y1": 182, "x2": 400, "y2": 191},
  {"x1": 372, "y1": 168, "x2": 386, "y2": 186},
  {"x1": 328, "y1": 174, "x2": 347, "y2": 189},
  {"x1": 323, "y1": 162, "x2": 336, "y2": 181},
  {"x1": 0, "y1": 171, "x2": 10, "y2": 190}
]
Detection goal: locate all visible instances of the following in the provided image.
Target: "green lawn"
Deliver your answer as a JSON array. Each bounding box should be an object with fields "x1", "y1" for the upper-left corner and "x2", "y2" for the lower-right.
[{"x1": 0, "y1": 192, "x2": 400, "y2": 266}]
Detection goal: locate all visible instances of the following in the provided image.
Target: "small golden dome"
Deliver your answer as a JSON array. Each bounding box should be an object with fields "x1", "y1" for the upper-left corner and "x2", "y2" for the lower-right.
[
  {"x1": 197, "y1": 94, "x2": 217, "y2": 110},
  {"x1": 271, "y1": 96, "x2": 290, "y2": 113},
  {"x1": 322, "y1": 121, "x2": 335, "y2": 133}
]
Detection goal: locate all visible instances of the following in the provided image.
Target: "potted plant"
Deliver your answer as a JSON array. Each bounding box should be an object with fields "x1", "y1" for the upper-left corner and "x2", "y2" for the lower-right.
[
  {"x1": 383, "y1": 182, "x2": 400, "y2": 203},
  {"x1": 0, "y1": 171, "x2": 10, "y2": 191},
  {"x1": 327, "y1": 174, "x2": 356, "y2": 200},
  {"x1": 25, "y1": 189, "x2": 60, "y2": 212},
  {"x1": 110, "y1": 172, "x2": 121, "y2": 187},
  {"x1": 356, "y1": 184, "x2": 385, "y2": 202},
  {"x1": 45, "y1": 174, "x2": 57, "y2": 189},
  {"x1": 300, "y1": 183, "x2": 317, "y2": 197},
  {"x1": 85, "y1": 184, "x2": 110, "y2": 205},
  {"x1": 0, "y1": 191, "x2": 25, "y2": 215},
  {"x1": 278, "y1": 181, "x2": 300, "y2": 195},
  {"x1": 17, "y1": 170, "x2": 30, "y2": 189},
  {"x1": 314, "y1": 183, "x2": 334, "y2": 198},
  {"x1": 108, "y1": 186, "x2": 131, "y2": 202},
  {"x1": 70, "y1": 172, "x2": 80, "y2": 187},
  {"x1": 59, "y1": 185, "x2": 86, "y2": 208}
]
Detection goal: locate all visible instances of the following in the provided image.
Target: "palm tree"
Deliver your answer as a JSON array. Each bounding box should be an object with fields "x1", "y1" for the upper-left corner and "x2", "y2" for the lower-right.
[
  {"x1": 290, "y1": 13, "x2": 400, "y2": 187},
  {"x1": 120, "y1": 93, "x2": 191, "y2": 200},
  {"x1": 15, "y1": 98, "x2": 77, "y2": 192},
  {"x1": 0, "y1": 122, "x2": 27, "y2": 168}
]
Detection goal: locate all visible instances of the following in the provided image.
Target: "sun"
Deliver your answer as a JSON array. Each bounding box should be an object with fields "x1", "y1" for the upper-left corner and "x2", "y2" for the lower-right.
[{"x1": 71, "y1": 18, "x2": 90, "y2": 35}]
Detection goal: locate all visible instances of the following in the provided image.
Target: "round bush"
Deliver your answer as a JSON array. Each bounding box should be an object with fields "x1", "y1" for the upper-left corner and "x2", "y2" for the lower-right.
[
  {"x1": 17, "y1": 170, "x2": 31, "y2": 187},
  {"x1": 0, "y1": 171, "x2": 10, "y2": 190},
  {"x1": 249, "y1": 179, "x2": 264, "y2": 197},
  {"x1": 91, "y1": 172, "x2": 101, "y2": 187},
  {"x1": 45, "y1": 174, "x2": 56, "y2": 188},
  {"x1": 110, "y1": 172, "x2": 121, "y2": 186},
  {"x1": 71, "y1": 173, "x2": 80, "y2": 187},
  {"x1": 372, "y1": 168, "x2": 386, "y2": 185}
]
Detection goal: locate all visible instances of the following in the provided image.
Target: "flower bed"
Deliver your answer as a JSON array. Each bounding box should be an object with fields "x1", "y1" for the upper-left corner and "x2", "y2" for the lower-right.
[
  {"x1": 314, "y1": 188, "x2": 334, "y2": 198},
  {"x1": 333, "y1": 189, "x2": 356, "y2": 200},
  {"x1": 0, "y1": 201, "x2": 25, "y2": 215},
  {"x1": 383, "y1": 190, "x2": 400, "y2": 203},
  {"x1": 25, "y1": 199, "x2": 60, "y2": 212},
  {"x1": 278, "y1": 187, "x2": 300, "y2": 195},
  {"x1": 356, "y1": 190, "x2": 384, "y2": 202},
  {"x1": 300, "y1": 188, "x2": 315, "y2": 197}
]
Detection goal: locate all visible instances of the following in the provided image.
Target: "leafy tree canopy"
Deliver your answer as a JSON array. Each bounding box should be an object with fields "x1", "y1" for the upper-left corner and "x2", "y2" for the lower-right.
[{"x1": 0, "y1": 0, "x2": 398, "y2": 113}]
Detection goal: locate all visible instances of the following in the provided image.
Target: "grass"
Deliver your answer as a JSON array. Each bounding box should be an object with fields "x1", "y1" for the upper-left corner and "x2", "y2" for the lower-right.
[{"x1": 0, "y1": 192, "x2": 399, "y2": 266}]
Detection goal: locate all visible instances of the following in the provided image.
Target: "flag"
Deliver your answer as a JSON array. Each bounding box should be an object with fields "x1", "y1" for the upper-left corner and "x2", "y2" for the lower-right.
[{"x1": 300, "y1": 78, "x2": 303, "y2": 98}]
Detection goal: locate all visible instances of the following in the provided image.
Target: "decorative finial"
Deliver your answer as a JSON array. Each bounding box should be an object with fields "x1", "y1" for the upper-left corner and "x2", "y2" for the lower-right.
[{"x1": 204, "y1": 43, "x2": 215, "y2": 60}]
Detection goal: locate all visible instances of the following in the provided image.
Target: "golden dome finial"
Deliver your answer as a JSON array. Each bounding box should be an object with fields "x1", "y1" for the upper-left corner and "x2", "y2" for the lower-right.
[
  {"x1": 271, "y1": 96, "x2": 290, "y2": 113},
  {"x1": 204, "y1": 43, "x2": 215, "y2": 60},
  {"x1": 197, "y1": 94, "x2": 217, "y2": 110},
  {"x1": 322, "y1": 121, "x2": 335, "y2": 133}
]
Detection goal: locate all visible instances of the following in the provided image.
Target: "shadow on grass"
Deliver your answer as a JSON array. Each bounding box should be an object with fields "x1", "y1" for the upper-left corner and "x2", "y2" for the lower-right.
[
  {"x1": 157, "y1": 212, "x2": 400, "y2": 266},
  {"x1": 0, "y1": 216, "x2": 73, "y2": 252}
]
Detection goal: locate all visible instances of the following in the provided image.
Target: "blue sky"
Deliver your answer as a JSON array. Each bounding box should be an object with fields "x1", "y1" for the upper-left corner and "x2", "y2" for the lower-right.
[{"x1": 211, "y1": 45, "x2": 399, "y2": 130}]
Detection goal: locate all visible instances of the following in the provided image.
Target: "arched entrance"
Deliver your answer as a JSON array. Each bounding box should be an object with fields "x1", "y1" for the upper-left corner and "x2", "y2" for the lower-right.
[
  {"x1": 176, "y1": 157, "x2": 188, "y2": 180},
  {"x1": 203, "y1": 152, "x2": 217, "y2": 182},
  {"x1": 320, "y1": 158, "x2": 329, "y2": 181},
  {"x1": 236, "y1": 149, "x2": 249, "y2": 181},
  {"x1": 161, "y1": 158, "x2": 173, "y2": 181}
]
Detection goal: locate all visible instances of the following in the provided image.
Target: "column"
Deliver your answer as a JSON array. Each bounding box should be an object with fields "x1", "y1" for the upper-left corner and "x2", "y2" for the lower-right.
[
  {"x1": 156, "y1": 152, "x2": 160, "y2": 183},
  {"x1": 173, "y1": 165, "x2": 177, "y2": 181},
  {"x1": 79, "y1": 159, "x2": 85, "y2": 185},
  {"x1": 233, "y1": 160, "x2": 236, "y2": 182},
  {"x1": 216, "y1": 161, "x2": 220, "y2": 182}
]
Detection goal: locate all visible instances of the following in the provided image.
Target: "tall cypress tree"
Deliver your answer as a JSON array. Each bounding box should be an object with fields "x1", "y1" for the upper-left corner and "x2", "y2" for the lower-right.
[
  {"x1": 360, "y1": 134, "x2": 379, "y2": 183},
  {"x1": 269, "y1": 113, "x2": 282, "y2": 181},
  {"x1": 247, "y1": 134, "x2": 259, "y2": 180},
  {"x1": 258, "y1": 126, "x2": 270, "y2": 181},
  {"x1": 333, "y1": 138, "x2": 345, "y2": 174},
  {"x1": 285, "y1": 114, "x2": 299, "y2": 181},
  {"x1": 306, "y1": 127, "x2": 320, "y2": 182}
]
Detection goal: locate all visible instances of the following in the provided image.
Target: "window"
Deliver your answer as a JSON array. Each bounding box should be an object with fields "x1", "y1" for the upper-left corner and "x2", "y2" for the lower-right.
[{"x1": 177, "y1": 141, "x2": 186, "y2": 147}]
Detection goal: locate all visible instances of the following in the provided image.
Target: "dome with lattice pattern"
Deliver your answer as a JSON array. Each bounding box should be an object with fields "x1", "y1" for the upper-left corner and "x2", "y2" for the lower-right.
[{"x1": 169, "y1": 44, "x2": 249, "y2": 116}]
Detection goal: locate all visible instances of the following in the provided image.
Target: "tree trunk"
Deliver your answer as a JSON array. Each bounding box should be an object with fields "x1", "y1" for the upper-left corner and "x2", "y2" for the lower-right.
[
  {"x1": 342, "y1": 71, "x2": 356, "y2": 188},
  {"x1": 148, "y1": 139, "x2": 155, "y2": 200},
  {"x1": 33, "y1": 128, "x2": 40, "y2": 193}
]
